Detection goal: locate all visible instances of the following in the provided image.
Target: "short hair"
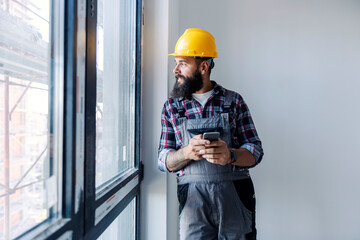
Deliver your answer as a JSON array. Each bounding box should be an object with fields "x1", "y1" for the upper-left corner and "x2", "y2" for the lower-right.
[{"x1": 194, "y1": 57, "x2": 215, "y2": 75}]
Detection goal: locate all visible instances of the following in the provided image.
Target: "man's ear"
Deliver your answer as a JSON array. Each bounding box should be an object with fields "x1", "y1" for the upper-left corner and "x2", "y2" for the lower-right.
[{"x1": 200, "y1": 60, "x2": 209, "y2": 75}]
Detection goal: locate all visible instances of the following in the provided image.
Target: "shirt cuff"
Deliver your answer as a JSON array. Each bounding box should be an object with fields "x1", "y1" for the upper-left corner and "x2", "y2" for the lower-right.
[
  {"x1": 158, "y1": 148, "x2": 172, "y2": 172},
  {"x1": 240, "y1": 143, "x2": 263, "y2": 165}
]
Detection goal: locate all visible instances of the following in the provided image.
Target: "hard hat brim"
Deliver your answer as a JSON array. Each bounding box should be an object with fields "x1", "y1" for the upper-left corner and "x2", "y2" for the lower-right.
[{"x1": 168, "y1": 53, "x2": 218, "y2": 57}]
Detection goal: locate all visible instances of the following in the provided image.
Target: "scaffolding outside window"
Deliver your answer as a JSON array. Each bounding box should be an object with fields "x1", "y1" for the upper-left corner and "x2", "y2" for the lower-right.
[
  {"x1": 0, "y1": 0, "x2": 62, "y2": 239},
  {"x1": 0, "y1": 0, "x2": 141, "y2": 238}
]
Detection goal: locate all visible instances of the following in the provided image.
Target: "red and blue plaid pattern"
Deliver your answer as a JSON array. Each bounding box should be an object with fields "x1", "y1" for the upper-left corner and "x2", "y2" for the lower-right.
[{"x1": 158, "y1": 82, "x2": 264, "y2": 176}]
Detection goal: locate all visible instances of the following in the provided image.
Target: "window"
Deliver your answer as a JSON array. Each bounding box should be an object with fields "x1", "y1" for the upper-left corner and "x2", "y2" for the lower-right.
[
  {"x1": 84, "y1": 0, "x2": 142, "y2": 238},
  {"x1": 0, "y1": 0, "x2": 63, "y2": 239},
  {"x1": 97, "y1": 197, "x2": 136, "y2": 240},
  {"x1": 0, "y1": 0, "x2": 142, "y2": 239},
  {"x1": 95, "y1": 0, "x2": 137, "y2": 189}
]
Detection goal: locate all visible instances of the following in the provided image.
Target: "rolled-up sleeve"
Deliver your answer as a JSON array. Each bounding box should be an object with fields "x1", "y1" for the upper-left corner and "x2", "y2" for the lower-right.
[
  {"x1": 236, "y1": 97, "x2": 264, "y2": 166},
  {"x1": 240, "y1": 143, "x2": 263, "y2": 165},
  {"x1": 158, "y1": 103, "x2": 176, "y2": 172}
]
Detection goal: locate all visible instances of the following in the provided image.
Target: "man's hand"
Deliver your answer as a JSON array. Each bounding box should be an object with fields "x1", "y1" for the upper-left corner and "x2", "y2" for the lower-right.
[
  {"x1": 166, "y1": 134, "x2": 209, "y2": 171},
  {"x1": 183, "y1": 134, "x2": 210, "y2": 161},
  {"x1": 200, "y1": 139, "x2": 232, "y2": 165}
]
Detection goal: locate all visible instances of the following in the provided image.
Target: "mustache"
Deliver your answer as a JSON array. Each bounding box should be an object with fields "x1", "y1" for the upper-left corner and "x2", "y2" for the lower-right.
[{"x1": 175, "y1": 75, "x2": 185, "y2": 80}]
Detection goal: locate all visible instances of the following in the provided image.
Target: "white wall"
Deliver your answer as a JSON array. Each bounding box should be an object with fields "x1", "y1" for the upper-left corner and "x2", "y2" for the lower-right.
[
  {"x1": 166, "y1": 1, "x2": 181, "y2": 239},
  {"x1": 140, "y1": 0, "x2": 169, "y2": 239},
  {"x1": 168, "y1": 0, "x2": 360, "y2": 239}
]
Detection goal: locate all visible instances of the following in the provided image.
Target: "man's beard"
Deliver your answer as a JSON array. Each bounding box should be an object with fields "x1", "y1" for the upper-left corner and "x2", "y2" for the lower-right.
[{"x1": 170, "y1": 70, "x2": 203, "y2": 99}]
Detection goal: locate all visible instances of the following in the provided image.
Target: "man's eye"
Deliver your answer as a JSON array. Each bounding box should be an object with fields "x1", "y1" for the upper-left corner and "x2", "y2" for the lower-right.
[{"x1": 175, "y1": 62, "x2": 186, "y2": 67}]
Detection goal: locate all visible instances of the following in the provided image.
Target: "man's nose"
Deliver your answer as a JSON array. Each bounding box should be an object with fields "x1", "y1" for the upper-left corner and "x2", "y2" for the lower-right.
[{"x1": 173, "y1": 65, "x2": 180, "y2": 74}]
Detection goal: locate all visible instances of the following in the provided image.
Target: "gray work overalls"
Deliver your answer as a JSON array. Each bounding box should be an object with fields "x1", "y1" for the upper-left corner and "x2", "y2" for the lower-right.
[{"x1": 175, "y1": 91, "x2": 255, "y2": 240}]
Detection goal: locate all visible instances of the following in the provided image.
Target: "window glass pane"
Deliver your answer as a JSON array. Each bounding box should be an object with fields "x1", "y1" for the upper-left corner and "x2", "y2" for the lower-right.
[
  {"x1": 97, "y1": 198, "x2": 136, "y2": 240},
  {"x1": 0, "y1": 0, "x2": 60, "y2": 239},
  {"x1": 96, "y1": 0, "x2": 136, "y2": 188}
]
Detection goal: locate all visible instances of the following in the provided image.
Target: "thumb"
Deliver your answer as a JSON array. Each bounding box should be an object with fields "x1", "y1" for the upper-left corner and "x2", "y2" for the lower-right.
[{"x1": 193, "y1": 134, "x2": 203, "y2": 140}]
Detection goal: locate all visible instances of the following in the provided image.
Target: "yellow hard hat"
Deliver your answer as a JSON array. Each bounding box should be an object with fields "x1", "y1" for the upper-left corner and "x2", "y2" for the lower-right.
[{"x1": 169, "y1": 28, "x2": 218, "y2": 58}]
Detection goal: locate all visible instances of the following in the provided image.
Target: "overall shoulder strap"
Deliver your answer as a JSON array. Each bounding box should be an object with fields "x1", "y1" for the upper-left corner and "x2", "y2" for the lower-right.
[{"x1": 223, "y1": 90, "x2": 235, "y2": 113}]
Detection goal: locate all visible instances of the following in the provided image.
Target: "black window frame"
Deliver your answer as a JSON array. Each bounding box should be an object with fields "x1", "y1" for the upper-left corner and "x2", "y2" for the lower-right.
[
  {"x1": 83, "y1": 0, "x2": 142, "y2": 237},
  {"x1": 15, "y1": 0, "x2": 143, "y2": 239}
]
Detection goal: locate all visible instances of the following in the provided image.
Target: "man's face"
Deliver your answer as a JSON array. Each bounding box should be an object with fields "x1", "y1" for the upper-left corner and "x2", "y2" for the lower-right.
[{"x1": 170, "y1": 56, "x2": 203, "y2": 99}]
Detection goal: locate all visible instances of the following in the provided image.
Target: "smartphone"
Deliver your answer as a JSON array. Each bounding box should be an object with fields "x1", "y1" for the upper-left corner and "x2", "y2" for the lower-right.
[{"x1": 203, "y1": 132, "x2": 220, "y2": 141}]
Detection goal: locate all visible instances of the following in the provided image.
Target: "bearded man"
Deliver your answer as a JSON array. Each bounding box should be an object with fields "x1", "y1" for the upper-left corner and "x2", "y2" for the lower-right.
[{"x1": 158, "y1": 28, "x2": 264, "y2": 240}]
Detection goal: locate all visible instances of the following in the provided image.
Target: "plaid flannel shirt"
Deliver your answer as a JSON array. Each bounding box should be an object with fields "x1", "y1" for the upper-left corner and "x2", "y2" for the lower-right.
[{"x1": 158, "y1": 82, "x2": 264, "y2": 177}]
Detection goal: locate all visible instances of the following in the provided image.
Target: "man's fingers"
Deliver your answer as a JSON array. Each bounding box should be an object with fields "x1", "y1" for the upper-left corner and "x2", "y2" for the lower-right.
[
  {"x1": 202, "y1": 153, "x2": 221, "y2": 159},
  {"x1": 205, "y1": 157, "x2": 221, "y2": 164},
  {"x1": 202, "y1": 148, "x2": 221, "y2": 154},
  {"x1": 205, "y1": 140, "x2": 225, "y2": 147},
  {"x1": 191, "y1": 134, "x2": 213, "y2": 145},
  {"x1": 204, "y1": 154, "x2": 229, "y2": 166},
  {"x1": 192, "y1": 145, "x2": 206, "y2": 152},
  {"x1": 192, "y1": 139, "x2": 210, "y2": 146},
  {"x1": 192, "y1": 134, "x2": 203, "y2": 140}
]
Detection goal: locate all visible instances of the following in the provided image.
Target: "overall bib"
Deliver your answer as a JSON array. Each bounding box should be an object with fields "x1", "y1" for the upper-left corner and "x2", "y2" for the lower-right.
[{"x1": 176, "y1": 91, "x2": 256, "y2": 240}]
